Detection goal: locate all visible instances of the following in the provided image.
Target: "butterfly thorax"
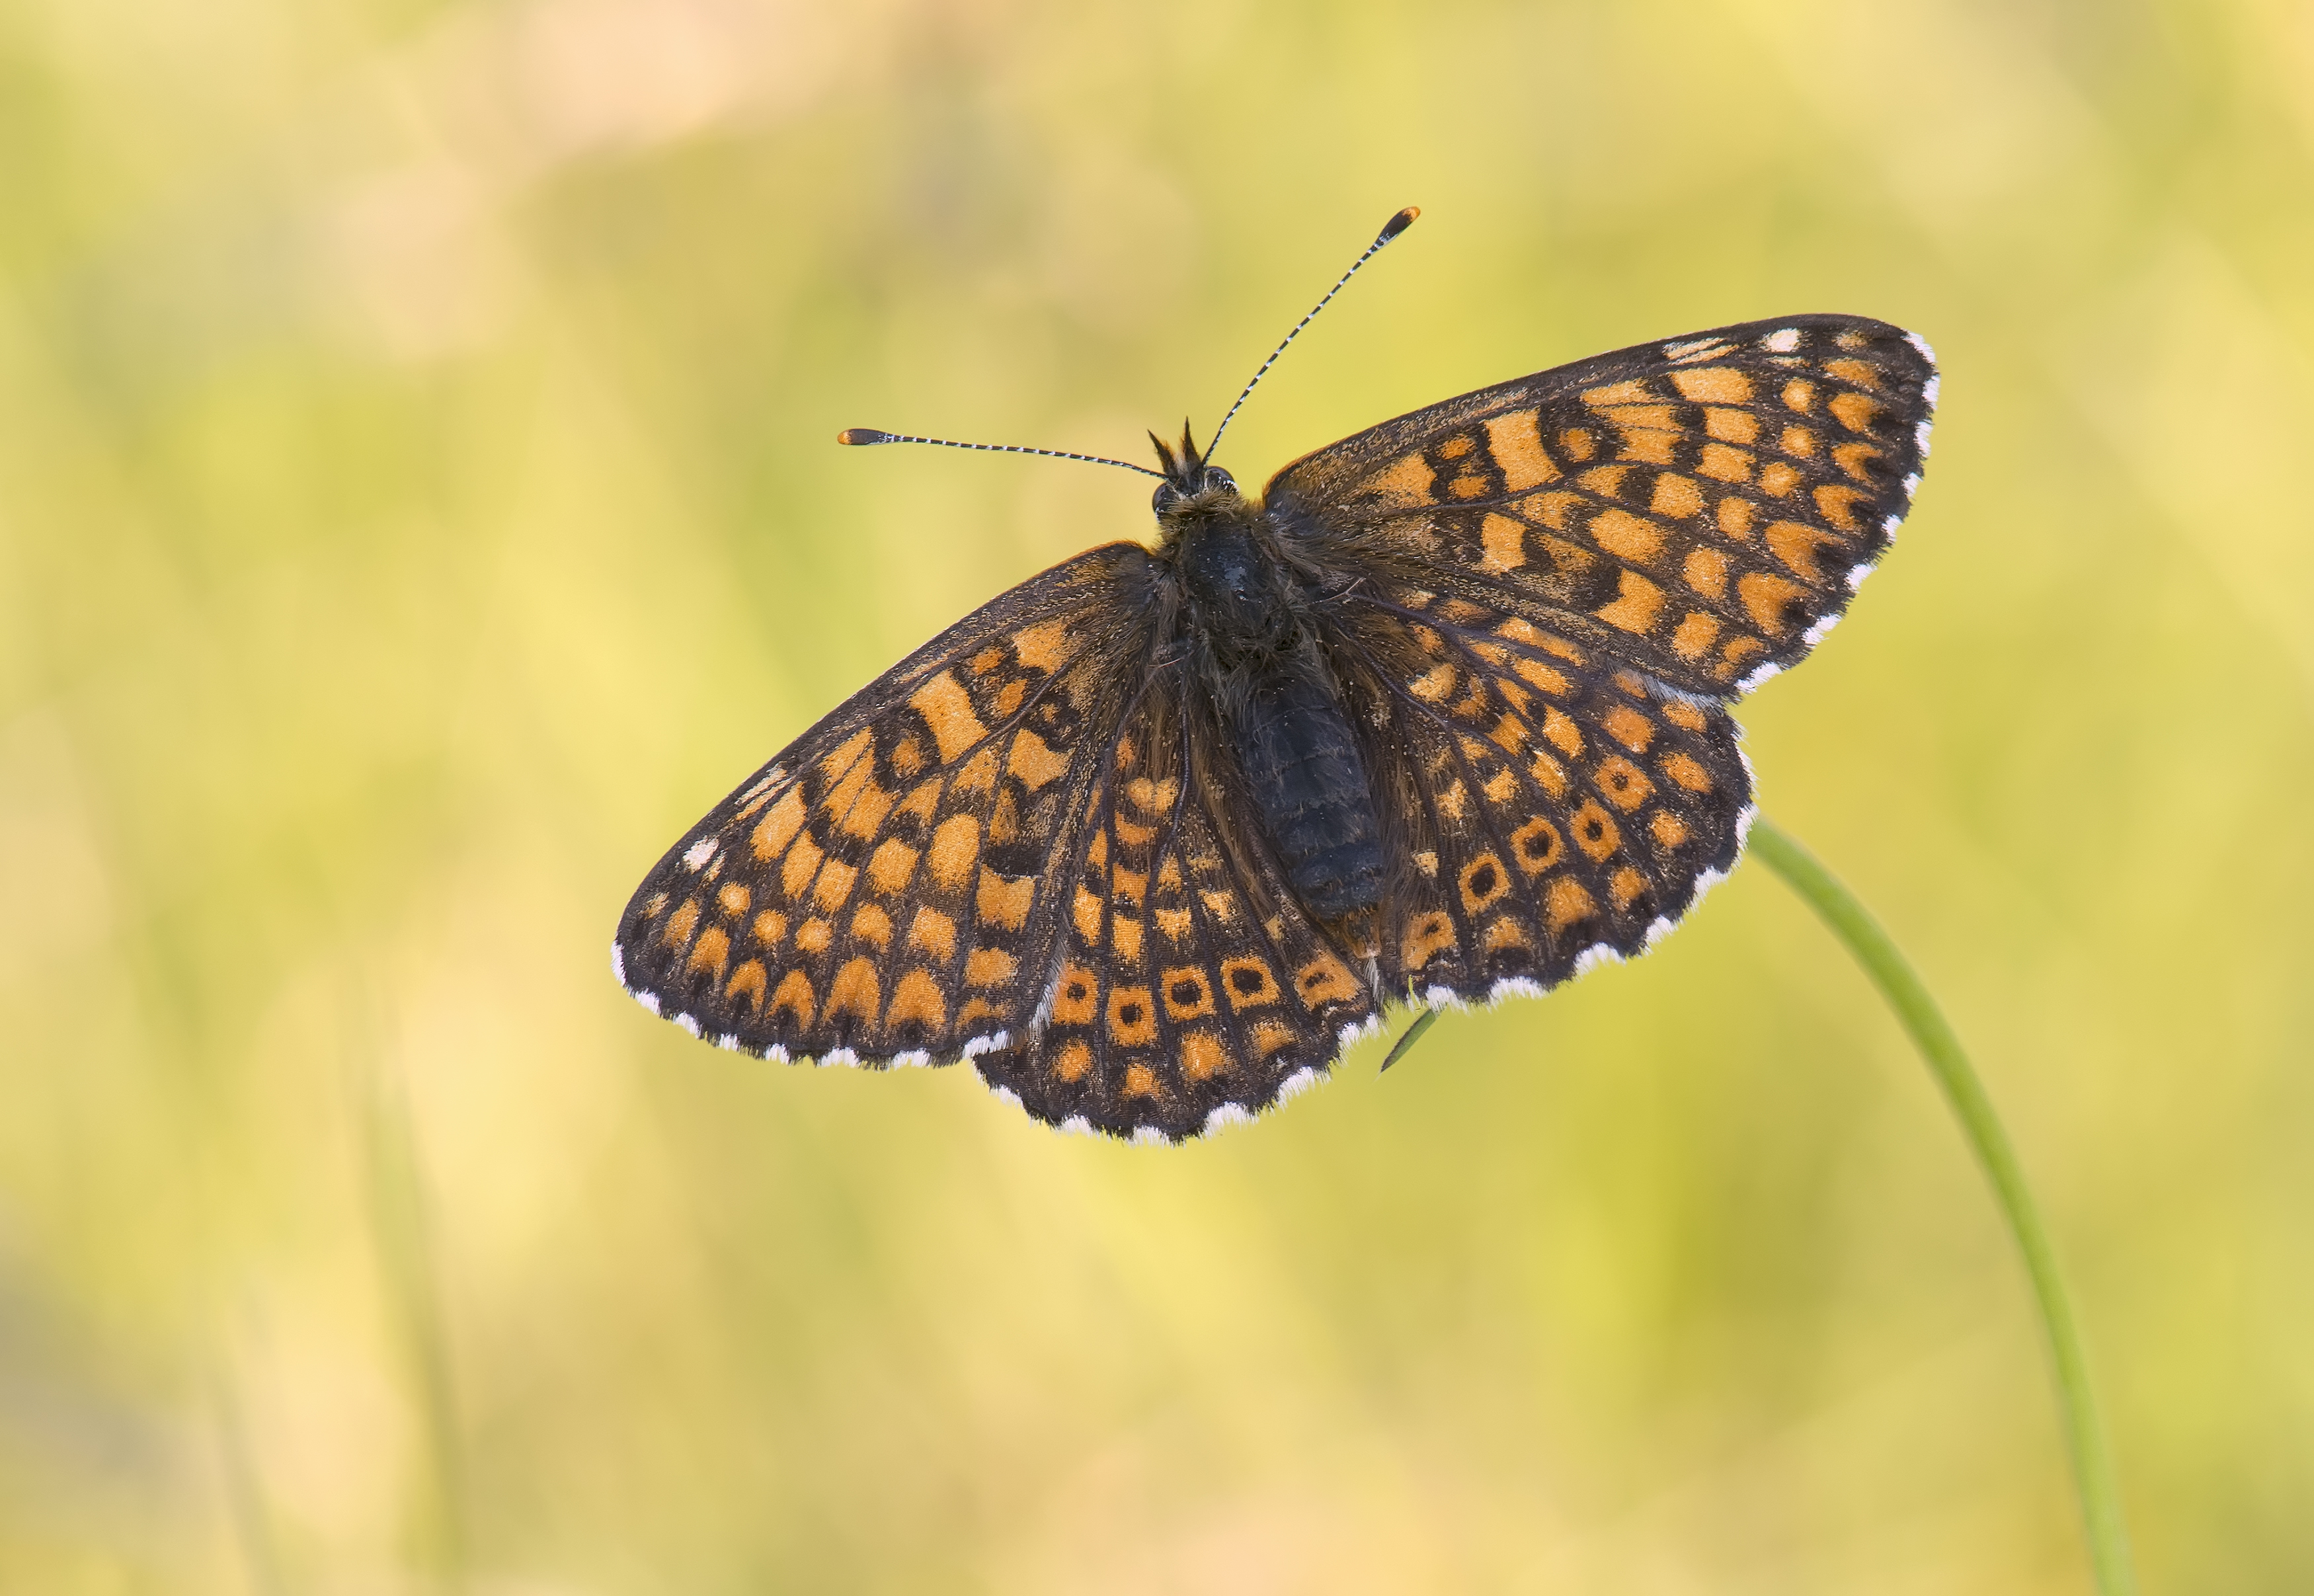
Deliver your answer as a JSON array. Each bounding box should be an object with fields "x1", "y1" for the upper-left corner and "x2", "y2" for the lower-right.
[{"x1": 1157, "y1": 483, "x2": 1388, "y2": 953}]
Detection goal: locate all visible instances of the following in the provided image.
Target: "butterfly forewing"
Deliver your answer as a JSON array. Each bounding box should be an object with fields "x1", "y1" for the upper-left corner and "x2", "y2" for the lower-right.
[
  {"x1": 1268, "y1": 315, "x2": 1935, "y2": 699},
  {"x1": 615, "y1": 543, "x2": 1160, "y2": 1065}
]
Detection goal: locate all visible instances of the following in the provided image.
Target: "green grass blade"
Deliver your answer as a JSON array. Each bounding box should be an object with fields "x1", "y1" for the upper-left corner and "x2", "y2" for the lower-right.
[{"x1": 1747, "y1": 815, "x2": 2136, "y2": 1596}]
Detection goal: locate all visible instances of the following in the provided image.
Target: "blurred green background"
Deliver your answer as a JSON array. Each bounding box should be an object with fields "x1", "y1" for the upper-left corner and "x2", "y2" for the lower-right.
[{"x1": 3, "y1": 0, "x2": 2311, "y2": 1590}]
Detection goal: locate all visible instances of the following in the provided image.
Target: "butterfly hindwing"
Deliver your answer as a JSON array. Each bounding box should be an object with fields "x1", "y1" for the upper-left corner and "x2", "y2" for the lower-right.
[
  {"x1": 614, "y1": 543, "x2": 1160, "y2": 1066},
  {"x1": 1328, "y1": 583, "x2": 1751, "y2": 1003},
  {"x1": 973, "y1": 671, "x2": 1380, "y2": 1141},
  {"x1": 1266, "y1": 315, "x2": 1936, "y2": 699}
]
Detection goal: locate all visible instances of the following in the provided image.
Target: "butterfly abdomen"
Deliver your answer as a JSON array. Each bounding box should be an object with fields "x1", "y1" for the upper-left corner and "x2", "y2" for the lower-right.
[{"x1": 1230, "y1": 665, "x2": 1386, "y2": 924}]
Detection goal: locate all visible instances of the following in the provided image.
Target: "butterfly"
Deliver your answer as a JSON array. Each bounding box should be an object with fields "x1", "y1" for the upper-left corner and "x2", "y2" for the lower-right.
[{"x1": 614, "y1": 208, "x2": 1937, "y2": 1143}]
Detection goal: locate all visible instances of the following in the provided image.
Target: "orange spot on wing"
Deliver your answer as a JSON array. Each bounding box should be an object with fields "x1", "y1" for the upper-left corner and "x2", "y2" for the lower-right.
[
  {"x1": 1593, "y1": 570, "x2": 1666, "y2": 633},
  {"x1": 1698, "y1": 444, "x2": 1753, "y2": 483},
  {"x1": 1812, "y1": 484, "x2": 1867, "y2": 532},
  {"x1": 1478, "y1": 512, "x2": 1528, "y2": 573},
  {"x1": 907, "y1": 907, "x2": 956, "y2": 961},
  {"x1": 662, "y1": 897, "x2": 701, "y2": 950},
  {"x1": 1511, "y1": 817, "x2": 1564, "y2": 873},
  {"x1": 928, "y1": 815, "x2": 979, "y2": 889},
  {"x1": 1007, "y1": 730, "x2": 1070, "y2": 791},
  {"x1": 1603, "y1": 705, "x2": 1654, "y2": 751},
  {"x1": 1650, "y1": 474, "x2": 1703, "y2": 518},
  {"x1": 1108, "y1": 986, "x2": 1157, "y2": 1046},
  {"x1": 1823, "y1": 357, "x2": 1883, "y2": 391},
  {"x1": 751, "y1": 789, "x2": 807, "y2": 861},
  {"x1": 1483, "y1": 410, "x2": 1560, "y2": 489},
  {"x1": 1402, "y1": 912, "x2": 1456, "y2": 970},
  {"x1": 1609, "y1": 866, "x2": 1649, "y2": 909},
  {"x1": 1716, "y1": 496, "x2": 1757, "y2": 541},
  {"x1": 850, "y1": 902, "x2": 891, "y2": 949},
  {"x1": 1220, "y1": 957, "x2": 1279, "y2": 1008},
  {"x1": 1361, "y1": 452, "x2": 1437, "y2": 505},
  {"x1": 1671, "y1": 611, "x2": 1720, "y2": 661},
  {"x1": 1055, "y1": 1040, "x2": 1092, "y2": 1082},
  {"x1": 1660, "y1": 753, "x2": 1713, "y2": 793},
  {"x1": 1828, "y1": 390, "x2": 1882, "y2": 433},
  {"x1": 1757, "y1": 461, "x2": 1802, "y2": 497},
  {"x1": 1662, "y1": 701, "x2": 1707, "y2": 732},
  {"x1": 770, "y1": 971, "x2": 815, "y2": 1026},
  {"x1": 1545, "y1": 877, "x2": 1595, "y2": 932},
  {"x1": 886, "y1": 969, "x2": 946, "y2": 1029},
  {"x1": 725, "y1": 959, "x2": 768, "y2": 1015},
  {"x1": 1295, "y1": 954, "x2": 1360, "y2": 1008},
  {"x1": 1123, "y1": 1062, "x2": 1160, "y2": 1098},
  {"x1": 718, "y1": 882, "x2": 751, "y2": 916},
  {"x1": 868, "y1": 839, "x2": 919, "y2": 895},
  {"x1": 909, "y1": 672, "x2": 988, "y2": 762},
  {"x1": 1010, "y1": 618, "x2": 1072, "y2": 673},
  {"x1": 965, "y1": 947, "x2": 1016, "y2": 986},
  {"x1": 687, "y1": 926, "x2": 730, "y2": 982},
  {"x1": 1671, "y1": 368, "x2": 1753, "y2": 403},
  {"x1": 1683, "y1": 545, "x2": 1729, "y2": 598},
  {"x1": 1650, "y1": 810, "x2": 1690, "y2": 848},
  {"x1": 1767, "y1": 520, "x2": 1840, "y2": 584},
  {"x1": 780, "y1": 832, "x2": 824, "y2": 900},
  {"x1": 1589, "y1": 508, "x2": 1665, "y2": 564},
  {"x1": 752, "y1": 909, "x2": 788, "y2": 948},
  {"x1": 977, "y1": 868, "x2": 1034, "y2": 931},
  {"x1": 1737, "y1": 571, "x2": 1811, "y2": 635},
  {"x1": 1571, "y1": 801, "x2": 1620, "y2": 861},
  {"x1": 812, "y1": 858, "x2": 858, "y2": 912},
  {"x1": 1181, "y1": 1031, "x2": 1227, "y2": 1081}
]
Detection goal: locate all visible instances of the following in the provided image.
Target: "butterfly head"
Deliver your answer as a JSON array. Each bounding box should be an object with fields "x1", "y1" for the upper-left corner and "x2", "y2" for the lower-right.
[{"x1": 1148, "y1": 420, "x2": 1239, "y2": 516}]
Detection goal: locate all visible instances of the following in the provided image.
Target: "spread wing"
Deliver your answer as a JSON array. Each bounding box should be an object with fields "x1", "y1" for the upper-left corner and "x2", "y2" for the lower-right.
[
  {"x1": 1266, "y1": 314, "x2": 1936, "y2": 699},
  {"x1": 972, "y1": 663, "x2": 1378, "y2": 1143},
  {"x1": 614, "y1": 543, "x2": 1163, "y2": 1070}
]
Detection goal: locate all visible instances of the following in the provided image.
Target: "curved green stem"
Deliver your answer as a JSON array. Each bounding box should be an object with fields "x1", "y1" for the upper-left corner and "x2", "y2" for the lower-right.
[{"x1": 1747, "y1": 815, "x2": 2135, "y2": 1596}]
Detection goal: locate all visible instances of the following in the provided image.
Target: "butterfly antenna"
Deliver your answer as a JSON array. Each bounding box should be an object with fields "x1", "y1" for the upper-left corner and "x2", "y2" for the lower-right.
[
  {"x1": 837, "y1": 428, "x2": 1164, "y2": 479},
  {"x1": 1203, "y1": 205, "x2": 1419, "y2": 462}
]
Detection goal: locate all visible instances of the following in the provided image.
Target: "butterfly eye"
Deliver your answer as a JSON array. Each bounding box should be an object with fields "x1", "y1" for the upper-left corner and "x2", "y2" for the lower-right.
[
  {"x1": 1152, "y1": 481, "x2": 1184, "y2": 514},
  {"x1": 1201, "y1": 466, "x2": 1236, "y2": 494}
]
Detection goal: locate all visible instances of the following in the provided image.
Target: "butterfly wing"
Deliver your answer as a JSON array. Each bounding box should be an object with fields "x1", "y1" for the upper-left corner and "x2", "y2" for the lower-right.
[
  {"x1": 614, "y1": 543, "x2": 1164, "y2": 1070},
  {"x1": 1325, "y1": 582, "x2": 1752, "y2": 1002},
  {"x1": 973, "y1": 661, "x2": 1380, "y2": 1142},
  {"x1": 1265, "y1": 315, "x2": 1936, "y2": 699}
]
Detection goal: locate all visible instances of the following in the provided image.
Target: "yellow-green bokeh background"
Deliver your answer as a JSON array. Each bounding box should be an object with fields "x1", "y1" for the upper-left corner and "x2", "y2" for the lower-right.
[{"x1": 5, "y1": 1, "x2": 2311, "y2": 1590}]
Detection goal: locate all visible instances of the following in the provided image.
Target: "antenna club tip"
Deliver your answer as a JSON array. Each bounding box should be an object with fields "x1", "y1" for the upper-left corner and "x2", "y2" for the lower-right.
[
  {"x1": 837, "y1": 428, "x2": 893, "y2": 446},
  {"x1": 1380, "y1": 206, "x2": 1419, "y2": 241}
]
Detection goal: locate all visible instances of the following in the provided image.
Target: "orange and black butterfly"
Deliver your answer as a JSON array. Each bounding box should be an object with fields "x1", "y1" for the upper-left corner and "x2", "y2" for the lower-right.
[{"x1": 614, "y1": 208, "x2": 1936, "y2": 1142}]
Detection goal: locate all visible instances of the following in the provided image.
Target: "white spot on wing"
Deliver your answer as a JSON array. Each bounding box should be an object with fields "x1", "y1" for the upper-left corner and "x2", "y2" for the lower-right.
[
  {"x1": 1915, "y1": 420, "x2": 1933, "y2": 457},
  {"x1": 1644, "y1": 915, "x2": 1677, "y2": 947},
  {"x1": 1487, "y1": 976, "x2": 1546, "y2": 1004},
  {"x1": 635, "y1": 990, "x2": 660, "y2": 1016},
  {"x1": 611, "y1": 943, "x2": 626, "y2": 984},
  {"x1": 1846, "y1": 561, "x2": 1875, "y2": 592},
  {"x1": 890, "y1": 1049, "x2": 932, "y2": 1069},
  {"x1": 1736, "y1": 659, "x2": 1784, "y2": 694},
  {"x1": 1572, "y1": 943, "x2": 1623, "y2": 977},
  {"x1": 1763, "y1": 327, "x2": 1802, "y2": 353},
  {"x1": 1130, "y1": 1126, "x2": 1172, "y2": 1147},
  {"x1": 767, "y1": 1043, "x2": 789, "y2": 1062},
  {"x1": 1802, "y1": 612, "x2": 1841, "y2": 647},
  {"x1": 675, "y1": 1013, "x2": 700, "y2": 1037},
  {"x1": 1421, "y1": 984, "x2": 1468, "y2": 1012},
  {"x1": 1905, "y1": 330, "x2": 1938, "y2": 366},
  {"x1": 716, "y1": 1033, "x2": 741, "y2": 1051},
  {"x1": 963, "y1": 1031, "x2": 1010, "y2": 1058},
  {"x1": 823, "y1": 1047, "x2": 858, "y2": 1068},
  {"x1": 1058, "y1": 1115, "x2": 1096, "y2": 1138},
  {"x1": 1277, "y1": 1066, "x2": 1319, "y2": 1104},
  {"x1": 1337, "y1": 1015, "x2": 1383, "y2": 1049},
  {"x1": 988, "y1": 1085, "x2": 1023, "y2": 1111},
  {"x1": 683, "y1": 837, "x2": 717, "y2": 871},
  {"x1": 1203, "y1": 1103, "x2": 1254, "y2": 1135}
]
